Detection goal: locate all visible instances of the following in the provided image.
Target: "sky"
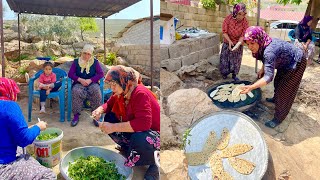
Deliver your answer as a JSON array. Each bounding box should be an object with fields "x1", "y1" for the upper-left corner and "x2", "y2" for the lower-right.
[{"x1": 3, "y1": 0, "x2": 160, "y2": 20}]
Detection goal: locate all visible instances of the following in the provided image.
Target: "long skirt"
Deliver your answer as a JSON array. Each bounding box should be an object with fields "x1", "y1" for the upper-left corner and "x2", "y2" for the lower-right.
[
  {"x1": 104, "y1": 112, "x2": 160, "y2": 167},
  {"x1": 294, "y1": 41, "x2": 315, "y2": 61},
  {"x1": 72, "y1": 83, "x2": 101, "y2": 115},
  {"x1": 273, "y1": 57, "x2": 307, "y2": 122},
  {"x1": 0, "y1": 148, "x2": 56, "y2": 180},
  {"x1": 219, "y1": 42, "x2": 244, "y2": 76}
]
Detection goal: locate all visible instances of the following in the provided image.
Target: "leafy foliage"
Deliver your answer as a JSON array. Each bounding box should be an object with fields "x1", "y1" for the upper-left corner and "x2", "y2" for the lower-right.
[
  {"x1": 276, "y1": 0, "x2": 302, "y2": 5},
  {"x1": 36, "y1": 133, "x2": 59, "y2": 141},
  {"x1": 181, "y1": 128, "x2": 192, "y2": 149},
  {"x1": 105, "y1": 52, "x2": 117, "y2": 66},
  {"x1": 78, "y1": 18, "x2": 99, "y2": 41},
  {"x1": 68, "y1": 156, "x2": 126, "y2": 180},
  {"x1": 201, "y1": 0, "x2": 217, "y2": 9},
  {"x1": 12, "y1": 54, "x2": 31, "y2": 62}
]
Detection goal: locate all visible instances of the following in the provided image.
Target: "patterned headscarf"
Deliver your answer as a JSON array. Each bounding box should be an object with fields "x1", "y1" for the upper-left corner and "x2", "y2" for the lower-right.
[
  {"x1": 79, "y1": 44, "x2": 94, "y2": 74},
  {"x1": 232, "y1": 3, "x2": 246, "y2": 18},
  {"x1": 105, "y1": 65, "x2": 142, "y2": 120},
  {"x1": 0, "y1": 77, "x2": 20, "y2": 101},
  {"x1": 299, "y1": 16, "x2": 313, "y2": 41},
  {"x1": 244, "y1": 26, "x2": 272, "y2": 60}
]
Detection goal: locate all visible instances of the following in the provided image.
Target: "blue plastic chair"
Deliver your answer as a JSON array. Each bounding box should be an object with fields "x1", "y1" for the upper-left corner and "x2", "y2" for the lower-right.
[
  {"x1": 28, "y1": 68, "x2": 68, "y2": 122},
  {"x1": 288, "y1": 29, "x2": 318, "y2": 43},
  {"x1": 67, "y1": 78, "x2": 112, "y2": 121}
]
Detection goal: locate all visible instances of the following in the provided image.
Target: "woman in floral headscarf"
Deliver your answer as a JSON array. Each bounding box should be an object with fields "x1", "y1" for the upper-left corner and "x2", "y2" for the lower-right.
[
  {"x1": 294, "y1": 15, "x2": 315, "y2": 65},
  {"x1": 220, "y1": 3, "x2": 249, "y2": 81},
  {"x1": 0, "y1": 78, "x2": 56, "y2": 179},
  {"x1": 240, "y1": 26, "x2": 305, "y2": 128},
  {"x1": 92, "y1": 65, "x2": 160, "y2": 180},
  {"x1": 68, "y1": 44, "x2": 104, "y2": 127}
]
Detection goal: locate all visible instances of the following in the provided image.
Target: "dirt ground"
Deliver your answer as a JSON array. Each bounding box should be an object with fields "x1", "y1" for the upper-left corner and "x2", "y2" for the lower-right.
[
  {"x1": 217, "y1": 48, "x2": 320, "y2": 180},
  {"x1": 18, "y1": 97, "x2": 147, "y2": 179}
]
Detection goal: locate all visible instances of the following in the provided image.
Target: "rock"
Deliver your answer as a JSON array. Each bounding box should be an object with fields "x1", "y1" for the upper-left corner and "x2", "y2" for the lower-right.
[
  {"x1": 54, "y1": 57, "x2": 74, "y2": 64},
  {"x1": 207, "y1": 54, "x2": 220, "y2": 67},
  {"x1": 160, "y1": 150, "x2": 188, "y2": 180},
  {"x1": 160, "y1": 112, "x2": 176, "y2": 148},
  {"x1": 116, "y1": 57, "x2": 129, "y2": 66},
  {"x1": 195, "y1": 76, "x2": 206, "y2": 81},
  {"x1": 160, "y1": 68, "x2": 183, "y2": 97},
  {"x1": 167, "y1": 88, "x2": 216, "y2": 143}
]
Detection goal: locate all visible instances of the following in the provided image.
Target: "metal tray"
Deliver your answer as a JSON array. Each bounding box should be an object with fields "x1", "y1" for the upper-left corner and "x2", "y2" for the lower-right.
[{"x1": 185, "y1": 111, "x2": 268, "y2": 180}]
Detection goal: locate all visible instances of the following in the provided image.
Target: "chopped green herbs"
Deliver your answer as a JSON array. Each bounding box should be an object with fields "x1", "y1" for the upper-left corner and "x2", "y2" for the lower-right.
[
  {"x1": 68, "y1": 156, "x2": 126, "y2": 180},
  {"x1": 36, "y1": 133, "x2": 59, "y2": 141}
]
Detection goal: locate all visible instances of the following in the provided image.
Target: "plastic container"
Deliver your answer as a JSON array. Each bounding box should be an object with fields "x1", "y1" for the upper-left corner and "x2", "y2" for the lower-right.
[{"x1": 33, "y1": 128, "x2": 63, "y2": 168}]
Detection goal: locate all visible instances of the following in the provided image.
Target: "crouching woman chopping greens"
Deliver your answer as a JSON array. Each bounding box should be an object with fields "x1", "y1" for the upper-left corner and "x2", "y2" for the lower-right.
[
  {"x1": 240, "y1": 26, "x2": 306, "y2": 129},
  {"x1": 92, "y1": 65, "x2": 160, "y2": 180}
]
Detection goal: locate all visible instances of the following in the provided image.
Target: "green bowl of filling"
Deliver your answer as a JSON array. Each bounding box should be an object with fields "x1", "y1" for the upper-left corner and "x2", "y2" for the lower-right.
[{"x1": 60, "y1": 146, "x2": 133, "y2": 180}]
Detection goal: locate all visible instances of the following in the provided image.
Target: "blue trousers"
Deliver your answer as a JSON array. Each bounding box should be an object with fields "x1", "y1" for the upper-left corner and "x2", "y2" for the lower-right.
[{"x1": 39, "y1": 81, "x2": 62, "y2": 102}]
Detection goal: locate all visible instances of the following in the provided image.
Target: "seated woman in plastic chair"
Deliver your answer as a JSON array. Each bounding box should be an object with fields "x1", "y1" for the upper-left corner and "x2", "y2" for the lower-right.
[
  {"x1": 294, "y1": 15, "x2": 316, "y2": 65},
  {"x1": 92, "y1": 66, "x2": 160, "y2": 180},
  {"x1": 68, "y1": 44, "x2": 104, "y2": 127}
]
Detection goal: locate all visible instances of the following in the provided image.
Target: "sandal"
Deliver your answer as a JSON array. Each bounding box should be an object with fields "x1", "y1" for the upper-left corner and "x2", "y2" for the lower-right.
[
  {"x1": 265, "y1": 119, "x2": 281, "y2": 128},
  {"x1": 313, "y1": 59, "x2": 320, "y2": 64}
]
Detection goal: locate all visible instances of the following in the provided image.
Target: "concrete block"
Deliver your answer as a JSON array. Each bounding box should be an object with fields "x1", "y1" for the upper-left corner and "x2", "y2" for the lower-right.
[
  {"x1": 188, "y1": 6, "x2": 198, "y2": 14},
  {"x1": 205, "y1": 36, "x2": 215, "y2": 48},
  {"x1": 199, "y1": 21, "x2": 207, "y2": 28},
  {"x1": 160, "y1": 1, "x2": 167, "y2": 9},
  {"x1": 161, "y1": 58, "x2": 182, "y2": 72},
  {"x1": 168, "y1": 42, "x2": 190, "y2": 58},
  {"x1": 213, "y1": 22, "x2": 221, "y2": 28},
  {"x1": 178, "y1": 5, "x2": 188, "y2": 12},
  {"x1": 207, "y1": 54, "x2": 220, "y2": 66},
  {"x1": 206, "y1": 9, "x2": 215, "y2": 16},
  {"x1": 167, "y1": 3, "x2": 179, "y2": 11},
  {"x1": 194, "y1": 21, "x2": 200, "y2": 27},
  {"x1": 181, "y1": 52, "x2": 199, "y2": 66},
  {"x1": 207, "y1": 22, "x2": 214, "y2": 28},
  {"x1": 213, "y1": 45, "x2": 220, "y2": 54},
  {"x1": 189, "y1": 39, "x2": 201, "y2": 52},
  {"x1": 198, "y1": 8, "x2": 206, "y2": 15},
  {"x1": 207, "y1": 27, "x2": 214, "y2": 33},
  {"x1": 199, "y1": 47, "x2": 214, "y2": 60},
  {"x1": 184, "y1": 13, "x2": 192, "y2": 20},
  {"x1": 200, "y1": 15, "x2": 207, "y2": 22},
  {"x1": 199, "y1": 38, "x2": 207, "y2": 50}
]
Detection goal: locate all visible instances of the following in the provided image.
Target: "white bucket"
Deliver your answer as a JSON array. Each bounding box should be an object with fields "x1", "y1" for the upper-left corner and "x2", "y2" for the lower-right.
[{"x1": 33, "y1": 128, "x2": 63, "y2": 168}]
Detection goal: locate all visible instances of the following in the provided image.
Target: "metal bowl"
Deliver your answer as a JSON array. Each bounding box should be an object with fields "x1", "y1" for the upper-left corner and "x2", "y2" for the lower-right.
[
  {"x1": 185, "y1": 111, "x2": 268, "y2": 180},
  {"x1": 59, "y1": 146, "x2": 133, "y2": 180}
]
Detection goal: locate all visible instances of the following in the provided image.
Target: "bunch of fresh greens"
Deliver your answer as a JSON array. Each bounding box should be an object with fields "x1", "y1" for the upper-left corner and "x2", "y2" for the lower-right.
[
  {"x1": 68, "y1": 156, "x2": 126, "y2": 180},
  {"x1": 36, "y1": 133, "x2": 59, "y2": 141}
]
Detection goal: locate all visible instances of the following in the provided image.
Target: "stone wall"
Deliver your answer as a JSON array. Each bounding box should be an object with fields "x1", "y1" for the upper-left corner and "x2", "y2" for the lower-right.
[
  {"x1": 113, "y1": 44, "x2": 160, "y2": 68},
  {"x1": 117, "y1": 20, "x2": 160, "y2": 45},
  {"x1": 160, "y1": 33, "x2": 219, "y2": 72},
  {"x1": 160, "y1": 1, "x2": 270, "y2": 36}
]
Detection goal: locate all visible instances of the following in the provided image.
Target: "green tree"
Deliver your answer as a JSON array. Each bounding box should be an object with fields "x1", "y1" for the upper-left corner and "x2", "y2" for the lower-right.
[{"x1": 78, "y1": 18, "x2": 98, "y2": 41}]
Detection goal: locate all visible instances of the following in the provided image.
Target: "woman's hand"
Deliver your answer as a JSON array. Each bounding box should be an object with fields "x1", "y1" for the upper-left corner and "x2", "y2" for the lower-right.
[
  {"x1": 36, "y1": 121, "x2": 47, "y2": 131},
  {"x1": 92, "y1": 106, "x2": 104, "y2": 120},
  {"x1": 84, "y1": 79, "x2": 92, "y2": 86},
  {"x1": 257, "y1": 68, "x2": 265, "y2": 79},
  {"x1": 239, "y1": 85, "x2": 253, "y2": 94},
  {"x1": 228, "y1": 40, "x2": 234, "y2": 51},
  {"x1": 99, "y1": 122, "x2": 115, "y2": 134},
  {"x1": 78, "y1": 78, "x2": 89, "y2": 86}
]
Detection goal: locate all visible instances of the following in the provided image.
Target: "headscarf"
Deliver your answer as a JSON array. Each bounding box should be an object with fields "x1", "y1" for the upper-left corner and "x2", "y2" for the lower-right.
[
  {"x1": 244, "y1": 26, "x2": 272, "y2": 60},
  {"x1": 105, "y1": 65, "x2": 142, "y2": 120},
  {"x1": 79, "y1": 44, "x2": 94, "y2": 74},
  {"x1": 0, "y1": 77, "x2": 20, "y2": 101},
  {"x1": 299, "y1": 15, "x2": 313, "y2": 42},
  {"x1": 232, "y1": 3, "x2": 246, "y2": 18}
]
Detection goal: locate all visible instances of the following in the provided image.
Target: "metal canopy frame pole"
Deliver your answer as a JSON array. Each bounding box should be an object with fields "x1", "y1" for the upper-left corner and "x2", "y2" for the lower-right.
[
  {"x1": 150, "y1": 0, "x2": 153, "y2": 91},
  {"x1": 255, "y1": 0, "x2": 261, "y2": 73},
  {"x1": 18, "y1": 13, "x2": 21, "y2": 66},
  {"x1": 0, "y1": 0, "x2": 5, "y2": 77},
  {"x1": 103, "y1": 17, "x2": 106, "y2": 64}
]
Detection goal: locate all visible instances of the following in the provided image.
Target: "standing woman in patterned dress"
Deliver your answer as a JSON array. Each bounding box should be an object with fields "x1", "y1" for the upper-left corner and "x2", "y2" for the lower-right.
[
  {"x1": 240, "y1": 26, "x2": 305, "y2": 128},
  {"x1": 220, "y1": 3, "x2": 249, "y2": 81}
]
